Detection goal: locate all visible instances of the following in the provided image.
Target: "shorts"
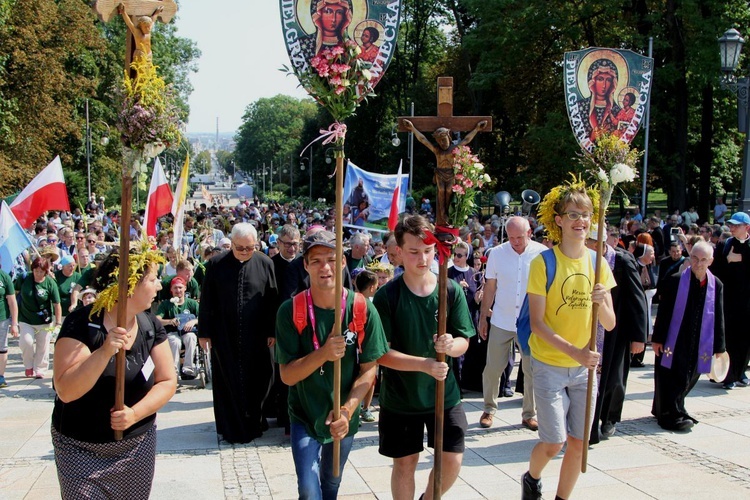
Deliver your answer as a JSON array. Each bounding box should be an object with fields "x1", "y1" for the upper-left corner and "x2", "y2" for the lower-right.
[
  {"x1": 0, "y1": 318, "x2": 9, "y2": 352},
  {"x1": 378, "y1": 404, "x2": 468, "y2": 458},
  {"x1": 531, "y1": 357, "x2": 595, "y2": 444}
]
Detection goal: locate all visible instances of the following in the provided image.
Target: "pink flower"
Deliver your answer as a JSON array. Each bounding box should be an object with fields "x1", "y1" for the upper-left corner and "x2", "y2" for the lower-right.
[
  {"x1": 331, "y1": 45, "x2": 345, "y2": 56},
  {"x1": 335, "y1": 85, "x2": 347, "y2": 95},
  {"x1": 329, "y1": 76, "x2": 342, "y2": 86},
  {"x1": 345, "y1": 39, "x2": 357, "y2": 48},
  {"x1": 465, "y1": 180, "x2": 473, "y2": 188},
  {"x1": 311, "y1": 56, "x2": 323, "y2": 68},
  {"x1": 332, "y1": 63, "x2": 350, "y2": 73},
  {"x1": 316, "y1": 65, "x2": 330, "y2": 78}
]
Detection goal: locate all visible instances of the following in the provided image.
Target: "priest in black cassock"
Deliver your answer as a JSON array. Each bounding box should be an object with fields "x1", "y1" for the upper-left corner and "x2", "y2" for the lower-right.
[
  {"x1": 586, "y1": 234, "x2": 648, "y2": 444},
  {"x1": 199, "y1": 223, "x2": 278, "y2": 443},
  {"x1": 651, "y1": 242, "x2": 725, "y2": 432}
]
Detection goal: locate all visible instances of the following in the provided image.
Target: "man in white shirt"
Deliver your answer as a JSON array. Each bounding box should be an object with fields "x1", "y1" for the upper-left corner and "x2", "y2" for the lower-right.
[
  {"x1": 478, "y1": 217, "x2": 546, "y2": 430},
  {"x1": 713, "y1": 196, "x2": 727, "y2": 224}
]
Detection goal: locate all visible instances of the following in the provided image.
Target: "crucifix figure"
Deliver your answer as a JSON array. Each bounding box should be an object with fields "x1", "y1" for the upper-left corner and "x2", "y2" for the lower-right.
[
  {"x1": 398, "y1": 77, "x2": 492, "y2": 227},
  {"x1": 93, "y1": 1, "x2": 177, "y2": 69}
]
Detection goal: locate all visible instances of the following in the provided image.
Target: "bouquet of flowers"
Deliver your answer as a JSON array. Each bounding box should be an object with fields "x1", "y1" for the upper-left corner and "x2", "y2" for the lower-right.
[
  {"x1": 117, "y1": 58, "x2": 181, "y2": 173},
  {"x1": 448, "y1": 146, "x2": 493, "y2": 227},
  {"x1": 579, "y1": 134, "x2": 641, "y2": 208},
  {"x1": 284, "y1": 38, "x2": 374, "y2": 125}
]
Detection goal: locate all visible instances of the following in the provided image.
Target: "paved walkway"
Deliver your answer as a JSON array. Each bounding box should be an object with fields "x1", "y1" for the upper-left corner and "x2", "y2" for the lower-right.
[{"x1": 2, "y1": 338, "x2": 750, "y2": 499}]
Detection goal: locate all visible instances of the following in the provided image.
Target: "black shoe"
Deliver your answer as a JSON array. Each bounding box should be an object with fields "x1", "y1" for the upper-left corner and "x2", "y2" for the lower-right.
[
  {"x1": 723, "y1": 382, "x2": 736, "y2": 390},
  {"x1": 631, "y1": 361, "x2": 645, "y2": 368},
  {"x1": 522, "y1": 471, "x2": 542, "y2": 500},
  {"x1": 737, "y1": 378, "x2": 749, "y2": 387},
  {"x1": 674, "y1": 418, "x2": 694, "y2": 432},
  {"x1": 601, "y1": 422, "x2": 616, "y2": 438}
]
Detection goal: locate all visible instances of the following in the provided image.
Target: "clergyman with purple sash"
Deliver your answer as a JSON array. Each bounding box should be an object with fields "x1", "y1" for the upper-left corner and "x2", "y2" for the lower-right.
[{"x1": 651, "y1": 242, "x2": 725, "y2": 432}]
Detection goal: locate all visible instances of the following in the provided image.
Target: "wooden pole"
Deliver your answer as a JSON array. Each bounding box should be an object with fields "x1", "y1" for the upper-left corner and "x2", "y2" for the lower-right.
[
  {"x1": 332, "y1": 148, "x2": 345, "y2": 477},
  {"x1": 114, "y1": 169, "x2": 133, "y2": 441},
  {"x1": 433, "y1": 256, "x2": 448, "y2": 499},
  {"x1": 581, "y1": 196, "x2": 606, "y2": 471}
]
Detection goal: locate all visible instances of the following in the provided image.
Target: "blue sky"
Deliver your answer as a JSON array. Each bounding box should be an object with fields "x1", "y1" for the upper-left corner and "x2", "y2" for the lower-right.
[{"x1": 177, "y1": 1, "x2": 308, "y2": 134}]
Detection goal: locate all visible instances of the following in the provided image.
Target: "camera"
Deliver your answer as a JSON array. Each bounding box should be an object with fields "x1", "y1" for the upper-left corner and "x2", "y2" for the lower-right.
[{"x1": 670, "y1": 227, "x2": 680, "y2": 235}]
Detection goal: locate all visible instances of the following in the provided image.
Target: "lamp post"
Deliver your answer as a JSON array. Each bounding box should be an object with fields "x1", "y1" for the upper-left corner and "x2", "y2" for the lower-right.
[
  {"x1": 85, "y1": 99, "x2": 111, "y2": 201},
  {"x1": 300, "y1": 157, "x2": 312, "y2": 199},
  {"x1": 719, "y1": 28, "x2": 750, "y2": 212}
]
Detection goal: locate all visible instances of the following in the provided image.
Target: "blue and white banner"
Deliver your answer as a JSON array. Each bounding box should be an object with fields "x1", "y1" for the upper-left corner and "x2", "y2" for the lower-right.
[
  {"x1": 0, "y1": 200, "x2": 34, "y2": 273},
  {"x1": 344, "y1": 161, "x2": 409, "y2": 231}
]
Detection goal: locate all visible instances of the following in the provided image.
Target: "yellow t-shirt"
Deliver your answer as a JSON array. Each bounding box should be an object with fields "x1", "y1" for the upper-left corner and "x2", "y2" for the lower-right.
[{"x1": 527, "y1": 246, "x2": 616, "y2": 367}]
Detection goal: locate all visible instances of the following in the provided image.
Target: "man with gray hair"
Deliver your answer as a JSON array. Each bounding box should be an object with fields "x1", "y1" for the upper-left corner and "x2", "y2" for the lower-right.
[
  {"x1": 652, "y1": 241, "x2": 725, "y2": 431},
  {"x1": 199, "y1": 223, "x2": 279, "y2": 443},
  {"x1": 345, "y1": 232, "x2": 372, "y2": 283},
  {"x1": 478, "y1": 217, "x2": 546, "y2": 430}
]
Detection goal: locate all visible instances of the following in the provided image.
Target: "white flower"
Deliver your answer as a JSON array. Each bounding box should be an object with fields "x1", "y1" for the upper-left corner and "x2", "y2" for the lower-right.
[
  {"x1": 609, "y1": 163, "x2": 636, "y2": 185},
  {"x1": 483, "y1": 173, "x2": 491, "y2": 183},
  {"x1": 597, "y1": 168, "x2": 609, "y2": 183},
  {"x1": 361, "y1": 68, "x2": 372, "y2": 81},
  {"x1": 474, "y1": 163, "x2": 484, "y2": 171},
  {"x1": 170, "y1": 297, "x2": 180, "y2": 304}
]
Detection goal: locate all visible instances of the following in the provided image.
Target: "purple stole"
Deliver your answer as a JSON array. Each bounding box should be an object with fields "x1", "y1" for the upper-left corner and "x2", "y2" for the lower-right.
[{"x1": 660, "y1": 268, "x2": 716, "y2": 374}]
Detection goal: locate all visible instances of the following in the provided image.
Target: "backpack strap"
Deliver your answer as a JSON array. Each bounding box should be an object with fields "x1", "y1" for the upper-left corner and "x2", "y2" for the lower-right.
[
  {"x1": 541, "y1": 248, "x2": 556, "y2": 292},
  {"x1": 349, "y1": 292, "x2": 368, "y2": 352},
  {"x1": 292, "y1": 292, "x2": 308, "y2": 335}
]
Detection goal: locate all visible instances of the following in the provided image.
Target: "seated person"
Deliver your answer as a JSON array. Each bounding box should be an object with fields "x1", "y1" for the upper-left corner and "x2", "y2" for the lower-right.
[{"x1": 156, "y1": 277, "x2": 199, "y2": 379}]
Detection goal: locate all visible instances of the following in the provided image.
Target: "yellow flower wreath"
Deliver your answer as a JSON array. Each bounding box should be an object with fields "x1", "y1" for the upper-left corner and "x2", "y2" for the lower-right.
[{"x1": 537, "y1": 175, "x2": 600, "y2": 244}]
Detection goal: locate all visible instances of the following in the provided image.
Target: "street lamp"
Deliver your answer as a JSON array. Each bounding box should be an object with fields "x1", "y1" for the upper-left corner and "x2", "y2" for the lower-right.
[
  {"x1": 719, "y1": 28, "x2": 750, "y2": 212},
  {"x1": 391, "y1": 125, "x2": 401, "y2": 147},
  {"x1": 300, "y1": 158, "x2": 313, "y2": 199},
  {"x1": 85, "y1": 99, "x2": 111, "y2": 201}
]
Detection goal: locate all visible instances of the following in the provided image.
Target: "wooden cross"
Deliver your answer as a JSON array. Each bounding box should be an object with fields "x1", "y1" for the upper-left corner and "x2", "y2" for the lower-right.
[
  {"x1": 91, "y1": 0, "x2": 177, "y2": 441},
  {"x1": 398, "y1": 77, "x2": 492, "y2": 227},
  {"x1": 397, "y1": 77, "x2": 491, "y2": 500}
]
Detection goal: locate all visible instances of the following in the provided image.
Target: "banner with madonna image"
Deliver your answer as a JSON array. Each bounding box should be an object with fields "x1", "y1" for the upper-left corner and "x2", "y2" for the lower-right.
[
  {"x1": 563, "y1": 48, "x2": 654, "y2": 152},
  {"x1": 344, "y1": 161, "x2": 409, "y2": 231},
  {"x1": 279, "y1": 0, "x2": 403, "y2": 95}
]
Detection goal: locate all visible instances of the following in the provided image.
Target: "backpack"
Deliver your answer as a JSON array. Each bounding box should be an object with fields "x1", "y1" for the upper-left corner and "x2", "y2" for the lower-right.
[
  {"x1": 516, "y1": 248, "x2": 596, "y2": 355},
  {"x1": 292, "y1": 289, "x2": 368, "y2": 355}
]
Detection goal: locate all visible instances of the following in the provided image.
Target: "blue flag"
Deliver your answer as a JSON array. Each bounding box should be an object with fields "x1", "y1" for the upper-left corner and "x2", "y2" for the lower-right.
[{"x1": 0, "y1": 200, "x2": 33, "y2": 273}]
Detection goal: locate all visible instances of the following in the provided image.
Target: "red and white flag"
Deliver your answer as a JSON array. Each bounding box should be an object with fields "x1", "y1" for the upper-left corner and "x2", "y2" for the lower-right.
[
  {"x1": 10, "y1": 156, "x2": 70, "y2": 228},
  {"x1": 143, "y1": 158, "x2": 173, "y2": 238},
  {"x1": 388, "y1": 161, "x2": 403, "y2": 231}
]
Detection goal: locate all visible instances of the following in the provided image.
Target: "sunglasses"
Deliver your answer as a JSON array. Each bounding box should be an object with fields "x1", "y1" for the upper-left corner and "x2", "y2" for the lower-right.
[
  {"x1": 233, "y1": 244, "x2": 254, "y2": 252},
  {"x1": 87, "y1": 239, "x2": 97, "y2": 243},
  {"x1": 76, "y1": 236, "x2": 85, "y2": 240},
  {"x1": 454, "y1": 253, "x2": 466, "y2": 258}
]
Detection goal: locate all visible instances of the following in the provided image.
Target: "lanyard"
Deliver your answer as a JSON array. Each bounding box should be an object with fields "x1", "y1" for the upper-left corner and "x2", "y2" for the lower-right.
[{"x1": 305, "y1": 289, "x2": 347, "y2": 375}]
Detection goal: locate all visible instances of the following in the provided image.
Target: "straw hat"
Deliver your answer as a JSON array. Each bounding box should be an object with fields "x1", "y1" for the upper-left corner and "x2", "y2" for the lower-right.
[{"x1": 40, "y1": 245, "x2": 60, "y2": 262}]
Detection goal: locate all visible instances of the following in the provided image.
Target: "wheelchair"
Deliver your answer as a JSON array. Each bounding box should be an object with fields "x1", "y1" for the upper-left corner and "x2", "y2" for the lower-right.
[{"x1": 195, "y1": 341, "x2": 212, "y2": 389}]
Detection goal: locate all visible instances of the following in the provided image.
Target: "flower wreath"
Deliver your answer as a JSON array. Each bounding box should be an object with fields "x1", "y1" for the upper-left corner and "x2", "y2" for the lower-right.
[
  {"x1": 537, "y1": 174, "x2": 600, "y2": 244},
  {"x1": 90, "y1": 243, "x2": 165, "y2": 318}
]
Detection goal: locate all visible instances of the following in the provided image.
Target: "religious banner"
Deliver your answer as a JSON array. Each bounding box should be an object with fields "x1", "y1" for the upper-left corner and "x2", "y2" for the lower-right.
[
  {"x1": 563, "y1": 48, "x2": 654, "y2": 152},
  {"x1": 344, "y1": 160, "x2": 409, "y2": 231},
  {"x1": 279, "y1": 0, "x2": 403, "y2": 96}
]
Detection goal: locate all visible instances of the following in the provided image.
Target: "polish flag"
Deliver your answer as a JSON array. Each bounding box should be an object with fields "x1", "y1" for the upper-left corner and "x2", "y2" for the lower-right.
[
  {"x1": 10, "y1": 156, "x2": 70, "y2": 228},
  {"x1": 143, "y1": 158, "x2": 173, "y2": 237},
  {"x1": 388, "y1": 161, "x2": 403, "y2": 231}
]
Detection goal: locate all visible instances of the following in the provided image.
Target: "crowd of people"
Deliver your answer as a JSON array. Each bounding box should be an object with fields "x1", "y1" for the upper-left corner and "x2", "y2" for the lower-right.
[{"x1": 1, "y1": 184, "x2": 748, "y2": 499}]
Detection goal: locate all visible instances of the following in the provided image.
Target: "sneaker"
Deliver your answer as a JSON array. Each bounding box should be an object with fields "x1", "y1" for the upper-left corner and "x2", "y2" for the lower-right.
[
  {"x1": 601, "y1": 422, "x2": 616, "y2": 438},
  {"x1": 521, "y1": 471, "x2": 543, "y2": 500},
  {"x1": 361, "y1": 409, "x2": 376, "y2": 422},
  {"x1": 34, "y1": 372, "x2": 44, "y2": 379},
  {"x1": 479, "y1": 412, "x2": 493, "y2": 428},
  {"x1": 181, "y1": 368, "x2": 196, "y2": 380},
  {"x1": 502, "y1": 388, "x2": 514, "y2": 398},
  {"x1": 25, "y1": 369, "x2": 34, "y2": 378},
  {"x1": 722, "y1": 382, "x2": 736, "y2": 390},
  {"x1": 0, "y1": 375, "x2": 7, "y2": 388}
]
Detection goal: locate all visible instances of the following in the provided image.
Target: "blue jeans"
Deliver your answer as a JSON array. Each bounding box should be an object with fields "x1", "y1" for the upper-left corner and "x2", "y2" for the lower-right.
[{"x1": 290, "y1": 422, "x2": 354, "y2": 500}]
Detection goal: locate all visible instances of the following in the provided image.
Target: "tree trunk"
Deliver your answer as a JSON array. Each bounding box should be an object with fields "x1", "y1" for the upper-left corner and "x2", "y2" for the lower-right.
[{"x1": 696, "y1": 84, "x2": 714, "y2": 222}]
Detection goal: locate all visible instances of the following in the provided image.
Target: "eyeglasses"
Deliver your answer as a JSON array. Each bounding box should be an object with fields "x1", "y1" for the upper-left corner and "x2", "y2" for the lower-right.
[
  {"x1": 233, "y1": 244, "x2": 254, "y2": 252},
  {"x1": 87, "y1": 239, "x2": 97, "y2": 243},
  {"x1": 278, "y1": 240, "x2": 299, "y2": 248},
  {"x1": 47, "y1": 239, "x2": 58, "y2": 243},
  {"x1": 454, "y1": 253, "x2": 466, "y2": 258},
  {"x1": 561, "y1": 211, "x2": 592, "y2": 221},
  {"x1": 76, "y1": 236, "x2": 85, "y2": 240}
]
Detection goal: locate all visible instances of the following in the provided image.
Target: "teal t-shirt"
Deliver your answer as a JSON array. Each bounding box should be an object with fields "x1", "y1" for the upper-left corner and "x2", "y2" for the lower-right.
[
  {"x1": 372, "y1": 276, "x2": 475, "y2": 414},
  {"x1": 275, "y1": 291, "x2": 389, "y2": 443},
  {"x1": 18, "y1": 276, "x2": 60, "y2": 325},
  {"x1": 55, "y1": 270, "x2": 82, "y2": 317},
  {"x1": 0, "y1": 269, "x2": 15, "y2": 321}
]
